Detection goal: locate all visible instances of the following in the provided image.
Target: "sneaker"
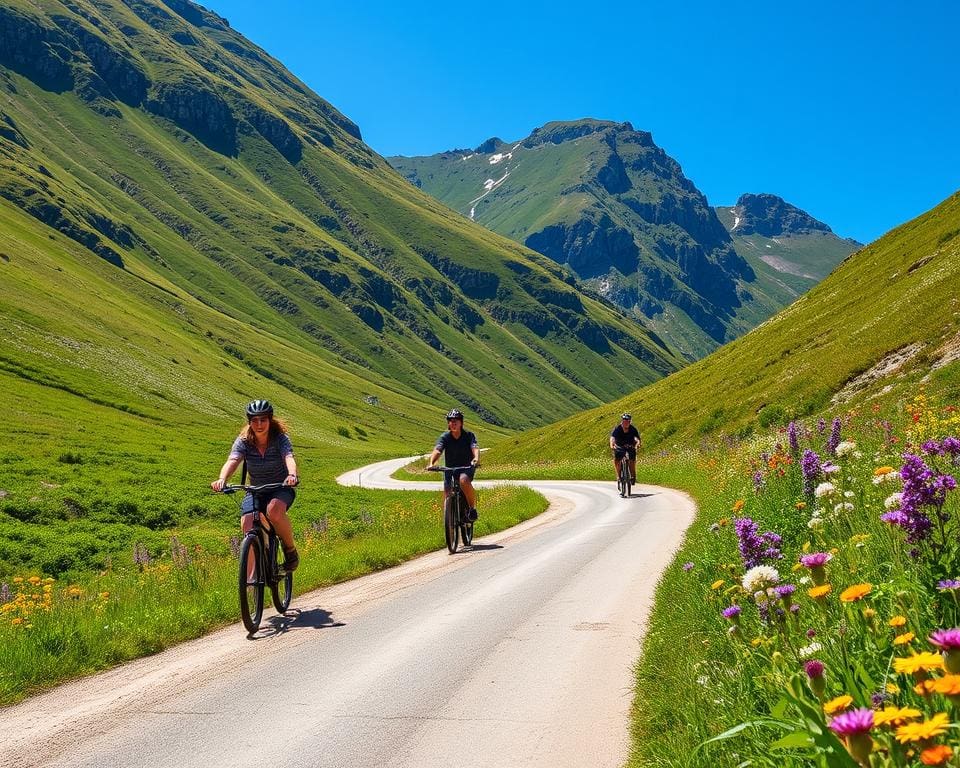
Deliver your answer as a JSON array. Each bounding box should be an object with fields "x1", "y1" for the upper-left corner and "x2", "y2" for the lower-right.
[
  {"x1": 283, "y1": 547, "x2": 299, "y2": 572},
  {"x1": 467, "y1": 507, "x2": 478, "y2": 522},
  {"x1": 630, "y1": 476, "x2": 636, "y2": 483}
]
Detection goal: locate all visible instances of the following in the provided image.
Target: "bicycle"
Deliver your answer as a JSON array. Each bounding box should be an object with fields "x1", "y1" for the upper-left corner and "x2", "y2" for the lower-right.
[
  {"x1": 221, "y1": 482, "x2": 294, "y2": 633},
  {"x1": 614, "y1": 449, "x2": 633, "y2": 498},
  {"x1": 427, "y1": 465, "x2": 476, "y2": 554}
]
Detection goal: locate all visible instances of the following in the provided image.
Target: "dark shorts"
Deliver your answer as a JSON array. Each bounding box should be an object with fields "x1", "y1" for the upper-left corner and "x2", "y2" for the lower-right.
[
  {"x1": 241, "y1": 487, "x2": 295, "y2": 515},
  {"x1": 613, "y1": 447, "x2": 636, "y2": 460},
  {"x1": 443, "y1": 466, "x2": 476, "y2": 492}
]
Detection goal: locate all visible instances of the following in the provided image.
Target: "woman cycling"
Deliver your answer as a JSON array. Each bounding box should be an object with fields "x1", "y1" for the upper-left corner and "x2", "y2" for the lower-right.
[{"x1": 211, "y1": 399, "x2": 300, "y2": 571}]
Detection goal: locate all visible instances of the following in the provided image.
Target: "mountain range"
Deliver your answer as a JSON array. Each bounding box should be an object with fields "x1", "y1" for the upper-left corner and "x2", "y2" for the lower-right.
[
  {"x1": 389, "y1": 122, "x2": 861, "y2": 359},
  {"x1": 0, "y1": 0, "x2": 680, "y2": 439}
]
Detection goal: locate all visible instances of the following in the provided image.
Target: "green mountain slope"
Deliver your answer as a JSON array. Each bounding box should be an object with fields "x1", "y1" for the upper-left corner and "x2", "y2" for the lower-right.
[
  {"x1": 715, "y1": 193, "x2": 861, "y2": 319},
  {"x1": 391, "y1": 120, "x2": 854, "y2": 361},
  {"x1": 490, "y1": 189, "x2": 960, "y2": 463},
  {"x1": 0, "y1": 0, "x2": 680, "y2": 443}
]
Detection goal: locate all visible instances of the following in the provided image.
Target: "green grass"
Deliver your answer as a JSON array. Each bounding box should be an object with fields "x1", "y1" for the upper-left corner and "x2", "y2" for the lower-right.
[{"x1": 0, "y1": 482, "x2": 545, "y2": 704}]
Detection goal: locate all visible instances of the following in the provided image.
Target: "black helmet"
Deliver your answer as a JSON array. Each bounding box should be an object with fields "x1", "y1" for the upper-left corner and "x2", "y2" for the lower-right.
[
  {"x1": 446, "y1": 408, "x2": 464, "y2": 421},
  {"x1": 246, "y1": 399, "x2": 274, "y2": 418},
  {"x1": 621, "y1": 412, "x2": 632, "y2": 420}
]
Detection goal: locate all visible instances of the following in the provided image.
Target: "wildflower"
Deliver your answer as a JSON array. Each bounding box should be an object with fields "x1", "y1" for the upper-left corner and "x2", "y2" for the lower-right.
[
  {"x1": 885, "y1": 683, "x2": 901, "y2": 695},
  {"x1": 929, "y1": 628, "x2": 960, "y2": 673},
  {"x1": 894, "y1": 632, "x2": 915, "y2": 645},
  {"x1": 814, "y1": 482, "x2": 836, "y2": 498},
  {"x1": 884, "y1": 492, "x2": 904, "y2": 509},
  {"x1": 732, "y1": 499, "x2": 745, "y2": 513},
  {"x1": 774, "y1": 584, "x2": 796, "y2": 601},
  {"x1": 805, "y1": 659, "x2": 827, "y2": 699},
  {"x1": 889, "y1": 615, "x2": 908, "y2": 628},
  {"x1": 822, "y1": 462, "x2": 840, "y2": 475},
  {"x1": 682, "y1": 562, "x2": 694, "y2": 572},
  {"x1": 920, "y1": 744, "x2": 953, "y2": 766},
  {"x1": 742, "y1": 565, "x2": 780, "y2": 592},
  {"x1": 710, "y1": 579, "x2": 725, "y2": 590},
  {"x1": 796, "y1": 501, "x2": 807, "y2": 510},
  {"x1": 827, "y1": 417, "x2": 842, "y2": 455},
  {"x1": 799, "y1": 641, "x2": 823, "y2": 658},
  {"x1": 930, "y1": 674, "x2": 960, "y2": 703},
  {"x1": 801, "y1": 449, "x2": 822, "y2": 495},
  {"x1": 808, "y1": 584, "x2": 832, "y2": 600},
  {"x1": 787, "y1": 421, "x2": 800, "y2": 455},
  {"x1": 800, "y1": 552, "x2": 832, "y2": 586},
  {"x1": 835, "y1": 440, "x2": 857, "y2": 457},
  {"x1": 722, "y1": 605, "x2": 742, "y2": 622},
  {"x1": 823, "y1": 694, "x2": 854, "y2": 715},
  {"x1": 937, "y1": 579, "x2": 960, "y2": 591},
  {"x1": 873, "y1": 706, "x2": 921, "y2": 728},
  {"x1": 840, "y1": 583, "x2": 872, "y2": 603},
  {"x1": 893, "y1": 652, "x2": 944, "y2": 678},
  {"x1": 734, "y1": 518, "x2": 783, "y2": 569},
  {"x1": 895, "y1": 712, "x2": 950, "y2": 743},
  {"x1": 829, "y1": 707, "x2": 873, "y2": 765}
]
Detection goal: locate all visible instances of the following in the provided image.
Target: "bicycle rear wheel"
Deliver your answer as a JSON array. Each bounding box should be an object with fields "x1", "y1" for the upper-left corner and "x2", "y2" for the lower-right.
[
  {"x1": 270, "y1": 537, "x2": 293, "y2": 614},
  {"x1": 239, "y1": 535, "x2": 264, "y2": 634},
  {"x1": 444, "y1": 495, "x2": 459, "y2": 554}
]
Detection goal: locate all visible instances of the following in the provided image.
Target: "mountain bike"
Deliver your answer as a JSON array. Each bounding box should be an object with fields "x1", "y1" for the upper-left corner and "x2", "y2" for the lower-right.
[
  {"x1": 427, "y1": 465, "x2": 475, "y2": 554},
  {"x1": 221, "y1": 482, "x2": 294, "y2": 633},
  {"x1": 615, "y1": 449, "x2": 633, "y2": 498}
]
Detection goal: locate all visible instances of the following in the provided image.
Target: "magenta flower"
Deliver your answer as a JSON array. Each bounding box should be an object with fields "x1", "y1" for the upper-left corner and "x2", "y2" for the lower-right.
[
  {"x1": 800, "y1": 552, "x2": 832, "y2": 567},
  {"x1": 829, "y1": 707, "x2": 873, "y2": 737},
  {"x1": 804, "y1": 659, "x2": 825, "y2": 679},
  {"x1": 929, "y1": 628, "x2": 960, "y2": 650}
]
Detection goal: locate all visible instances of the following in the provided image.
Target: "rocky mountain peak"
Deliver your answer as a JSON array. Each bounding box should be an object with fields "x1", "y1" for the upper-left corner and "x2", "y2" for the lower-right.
[{"x1": 732, "y1": 193, "x2": 832, "y2": 237}]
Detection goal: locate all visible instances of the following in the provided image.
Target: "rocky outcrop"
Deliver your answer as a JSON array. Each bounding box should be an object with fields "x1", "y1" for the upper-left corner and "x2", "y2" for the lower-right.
[
  {"x1": 237, "y1": 99, "x2": 302, "y2": 162},
  {"x1": 732, "y1": 193, "x2": 833, "y2": 236},
  {"x1": 145, "y1": 76, "x2": 237, "y2": 155},
  {"x1": 0, "y1": 6, "x2": 74, "y2": 92},
  {"x1": 522, "y1": 119, "x2": 628, "y2": 148},
  {"x1": 526, "y1": 215, "x2": 639, "y2": 279}
]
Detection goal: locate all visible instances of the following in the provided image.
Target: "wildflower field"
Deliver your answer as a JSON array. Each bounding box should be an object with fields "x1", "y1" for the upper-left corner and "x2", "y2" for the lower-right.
[{"x1": 630, "y1": 394, "x2": 960, "y2": 767}]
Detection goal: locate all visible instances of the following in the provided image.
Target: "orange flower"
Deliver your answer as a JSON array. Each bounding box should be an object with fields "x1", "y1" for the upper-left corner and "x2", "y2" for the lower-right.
[
  {"x1": 732, "y1": 499, "x2": 745, "y2": 513},
  {"x1": 874, "y1": 706, "x2": 921, "y2": 728},
  {"x1": 894, "y1": 632, "x2": 916, "y2": 645},
  {"x1": 896, "y1": 712, "x2": 950, "y2": 743},
  {"x1": 894, "y1": 653, "x2": 945, "y2": 675},
  {"x1": 840, "y1": 583, "x2": 872, "y2": 602},
  {"x1": 931, "y1": 675, "x2": 960, "y2": 696},
  {"x1": 874, "y1": 466, "x2": 896, "y2": 477},
  {"x1": 823, "y1": 694, "x2": 854, "y2": 715},
  {"x1": 808, "y1": 584, "x2": 832, "y2": 599},
  {"x1": 921, "y1": 744, "x2": 953, "y2": 765},
  {"x1": 915, "y1": 679, "x2": 938, "y2": 696},
  {"x1": 889, "y1": 615, "x2": 908, "y2": 628}
]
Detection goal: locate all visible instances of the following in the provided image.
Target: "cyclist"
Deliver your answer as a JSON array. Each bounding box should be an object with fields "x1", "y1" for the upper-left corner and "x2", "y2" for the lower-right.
[
  {"x1": 610, "y1": 412, "x2": 641, "y2": 484},
  {"x1": 211, "y1": 399, "x2": 300, "y2": 571},
  {"x1": 427, "y1": 408, "x2": 480, "y2": 521}
]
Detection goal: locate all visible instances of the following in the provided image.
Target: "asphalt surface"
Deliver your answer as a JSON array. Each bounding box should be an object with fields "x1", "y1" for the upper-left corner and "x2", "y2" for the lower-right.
[{"x1": 0, "y1": 457, "x2": 695, "y2": 768}]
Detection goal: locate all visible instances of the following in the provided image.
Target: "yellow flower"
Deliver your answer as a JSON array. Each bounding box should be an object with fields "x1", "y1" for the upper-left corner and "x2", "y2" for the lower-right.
[
  {"x1": 28, "y1": 576, "x2": 41, "y2": 585},
  {"x1": 823, "y1": 695, "x2": 854, "y2": 715},
  {"x1": 840, "y1": 583, "x2": 873, "y2": 602},
  {"x1": 710, "y1": 580, "x2": 725, "y2": 590},
  {"x1": 885, "y1": 683, "x2": 901, "y2": 695},
  {"x1": 895, "y1": 712, "x2": 950, "y2": 744},
  {"x1": 874, "y1": 466, "x2": 896, "y2": 476},
  {"x1": 889, "y1": 615, "x2": 908, "y2": 628},
  {"x1": 750, "y1": 638, "x2": 763, "y2": 647},
  {"x1": 931, "y1": 674, "x2": 960, "y2": 696},
  {"x1": 849, "y1": 533, "x2": 871, "y2": 545},
  {"x1": 874, "y1": 706, "x2": 922, "y2": 727},
  {"x1": 795, "y1": 501, "x2": 807, "y2": 510},
  {"x1": 808, "y1": 584, "x2": 832, "y2": 599},
  {"x1": 732, "y1": 499, "x2": 745, "y2": 513},
  {"x1": 915, "y1": 679, "x2": 938, "y2": 696},
  {"x1": 66, "y1": 586, "x2": 82, "y2": 598},
  {"x1": 894, "y1": 632, "x2": 916, "y2": 645},
  {"x1": 10, "y1": 617, "x2": 23, "y2": 626},
  {"x1": 801, "y1": 541, "x2": 811, "y2": 552},
  {"x1": 12, "y1": 577, "x2": 23, "y2": 584},
  {"x1": 863, "y1": 608, "x2": 877, "y2": 619},
  {"x1": 894, "y1": 652, "x2": 945, "y2": 675},
  {"x1": 791, "y1": 562, "x2": 804, "y2": 573},
  {"x1": 100, "y1": 591, "x2": 110, "y2": 600}
]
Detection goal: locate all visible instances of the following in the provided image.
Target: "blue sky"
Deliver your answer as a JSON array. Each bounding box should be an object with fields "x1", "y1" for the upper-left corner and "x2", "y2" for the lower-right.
[{"x1": 205, "y1": 1, "x2": 958, "y2": 244}]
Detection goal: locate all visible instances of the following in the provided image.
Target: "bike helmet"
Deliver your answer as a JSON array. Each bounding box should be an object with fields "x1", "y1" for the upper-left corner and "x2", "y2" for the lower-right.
[
  {"x1": 446, "y1": 408, "x2": 464, "y2": 421},
  {"x1": 246, "y1": 399, "x2": 274, "y2": 418},
  {"x1": 621, "y1": 413, "x2": 632, "y2": 420}
]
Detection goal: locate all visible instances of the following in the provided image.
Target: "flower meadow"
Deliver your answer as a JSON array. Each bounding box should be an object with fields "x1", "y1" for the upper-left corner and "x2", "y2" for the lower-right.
[{"x1": 634, "y1": 395, "x2": 960, "y2": 767}]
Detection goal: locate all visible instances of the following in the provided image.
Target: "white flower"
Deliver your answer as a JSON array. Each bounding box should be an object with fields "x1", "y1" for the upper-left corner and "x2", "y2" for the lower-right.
[
  {"x1": 742, "y1": 565, "x2": 780, "y2": 592},
  {"x1": 884, "y1": 493, "x2": 904, "y2": 510},
  {"x1": 836, "y1": 441, "x2": 857, "y2": 457},
  {"x1": 696, "y1": 675, "x2": 710, "y2": 686},
  {"x1": 814, "y1": 482, "x2": 836, "y2": 498},
  {"x1": 833, "y1": 502, "x2": 855, "y2": 513},
  {"x1": 807, "y1": 516, "x2": 824, "y2": 530},
  {"x1": 843, "y1": 490, "x2": 855, "y2": 498},
  {"x1": 872, "y1": 470, "x2": 900, "y2": 485},
  {"x1": 799, "y1": 641, "x2": 823, "y2": 658},
  {"x1": 798, "y1": 575, "x2": 812, "y2": 585}
]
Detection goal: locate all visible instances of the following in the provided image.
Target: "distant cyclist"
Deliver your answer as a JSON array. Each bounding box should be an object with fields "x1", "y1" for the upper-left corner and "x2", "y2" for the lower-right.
[
  {"x1": 211, "y1": 400, "x2": 300, "y2": 571},
  {"x1": 610, "y1": 412, "x2": 641, "y2": 484},
  {"x1": 427, "y1": 408, "x2": 480, "y2": 521}
]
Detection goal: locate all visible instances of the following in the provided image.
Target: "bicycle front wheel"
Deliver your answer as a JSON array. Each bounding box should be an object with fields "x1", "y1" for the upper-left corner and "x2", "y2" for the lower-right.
[
  {"x1": 443, "y1": 495, "x2": 459, "y2": 554},
  {"x1": 239, "y1": 534, "x2": 264, "y2": 634},
  {"x1": 270, "y1": 537, "x2": 293, "y2": 614}
]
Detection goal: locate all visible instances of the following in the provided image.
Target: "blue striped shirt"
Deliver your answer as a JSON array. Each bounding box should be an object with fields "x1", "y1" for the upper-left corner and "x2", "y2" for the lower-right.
[{"x1": 229, "y1": 433, "x2": 294, "y2": 484}]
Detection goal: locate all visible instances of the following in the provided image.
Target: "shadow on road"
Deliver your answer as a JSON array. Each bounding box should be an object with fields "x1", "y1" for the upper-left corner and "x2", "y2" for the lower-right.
[
  {"x1": 251, "y1": 608, "x2": 345, "y2": 639},
  {"x1": 462, "y1": 543, "x2": 504, "y2": 552},
  {"x1": 625, "y1": 492, "x2": 655, "y2": 499}
]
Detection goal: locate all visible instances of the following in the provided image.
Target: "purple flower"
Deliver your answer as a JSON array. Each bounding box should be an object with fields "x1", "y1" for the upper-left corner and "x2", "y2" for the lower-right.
[
  {"x1": 735, "y1": 517, "x2": 784, "y2": 569},
  {"x1": 133, "y1": 541, "x2": 152, "y2": 567},
  {"x1": 800, "y1": 552, "x2": 832, "y2": 568},
  {"x1": 789, "y1": 603, "x2": 801, "y2": 614},
  {"x1": 922, "y1": 439, "x2": 944, "y2": 456},
  {"x1": 929, "y1": 628, "x2": 960, "y2": 651},
  {"x1": 787, "y1": 421, "x2": 800, "y2": 456},
  {"x1": 938, "y1": 579, "x2": 960, "y2": 591},
  {"x1": 886, "y1": 453, "x2": 958, "y2": 544},
  {"x1": 683, "y1": 562, "x2": 694, "y2": 572},
  {"x1": 829, "y1": 708, "x2": 873, "y2": 737},
  {"x1": 801, "y1": 449, "x2": 822, "y2": 495},
  {"x1": 775, "y1": 584, "x2": 796, "y2": 599},
  {"x1": 870, "y1": 691, "x2": 888, "y2": 708},
  {"x1": 806, "y1": 628, "x2": 817, "y2": 638},
  {"x1": 0, "y1": 582, "x2": 9, "y2": 604},
  {"x1": 943, "y1": 437, "x2": 960, "y2": 457},
  {"x1": 752, "y1": 470, "x2": 765, "y2": 491},
  {"x1": 817, "y1": 417, "x2": 826, "y2": 434},
  {"x1": 804, "y1": 659, "x2": 825, "y2": 679},
  {"x1": 722, "y1": 605, "x2": 742, "y2": 620},
  {"x1": 826, "y1": 417, "x2": 842, "y2": 455}
]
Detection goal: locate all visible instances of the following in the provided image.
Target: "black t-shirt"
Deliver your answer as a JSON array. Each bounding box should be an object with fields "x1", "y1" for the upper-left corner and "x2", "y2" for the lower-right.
[
  {"x1": 435, "y1": 430, "x2": 478, "y2": 467},
  {"x1": 610, "y1": 424, "x2": 640, "y2": 447}
]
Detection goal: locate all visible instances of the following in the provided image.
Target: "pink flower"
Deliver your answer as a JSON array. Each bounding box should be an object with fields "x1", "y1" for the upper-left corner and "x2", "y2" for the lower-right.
[
  {"x1": 929, "y1": 628, "x2": 960, "y2": 651},
  {"x1": 800, "y1": 552, "x2": 832, "y2": 567},
  {"x1": 829, "y1": 707, "x2": 873, "y2": 737}
]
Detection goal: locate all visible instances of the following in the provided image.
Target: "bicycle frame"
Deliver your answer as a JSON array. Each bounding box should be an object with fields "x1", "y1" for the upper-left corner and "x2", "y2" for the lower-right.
[{"x1": 427, "y1": 465, "x2": 475, "y2": 553}]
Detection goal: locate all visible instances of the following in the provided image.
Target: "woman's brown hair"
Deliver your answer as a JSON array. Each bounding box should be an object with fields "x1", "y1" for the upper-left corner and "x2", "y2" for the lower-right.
[{"x1": 239, "y1": 416, "x2": 289, "y2": 445}]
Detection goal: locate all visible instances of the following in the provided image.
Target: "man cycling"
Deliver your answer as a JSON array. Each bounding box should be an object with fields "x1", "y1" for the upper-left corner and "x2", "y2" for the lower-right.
[
  {"x1": 610, "y1": 412, "x2": 641, "y2": 484},
  {"x1": 427, "y1": 408, "x2": 480, "y2": 521}
]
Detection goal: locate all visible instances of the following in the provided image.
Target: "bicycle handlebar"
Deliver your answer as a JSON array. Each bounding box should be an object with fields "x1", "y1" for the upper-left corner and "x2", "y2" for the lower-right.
[
  {"x1": 220, "y1": 482, "x2": 293, "y2": 494},
  {"x1": 426, "y1": 464, "x2": 478, "y2": 472}
]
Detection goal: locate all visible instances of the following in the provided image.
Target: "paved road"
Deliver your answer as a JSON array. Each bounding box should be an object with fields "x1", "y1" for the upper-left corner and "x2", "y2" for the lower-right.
[{"x1": 0, "y1": 458, "x2": 695, "y2": 768}]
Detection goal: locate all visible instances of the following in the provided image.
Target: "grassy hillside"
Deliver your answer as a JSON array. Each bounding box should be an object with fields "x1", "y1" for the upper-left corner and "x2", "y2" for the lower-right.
[{"x1": 490, "y1": 189, "x2": 960, "y2": 465}]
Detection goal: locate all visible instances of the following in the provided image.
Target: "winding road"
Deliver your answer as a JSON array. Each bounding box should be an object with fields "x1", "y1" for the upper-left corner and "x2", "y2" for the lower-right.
[{"x1": 0, "y1": 457, "x2": 695, "y2": 768}]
